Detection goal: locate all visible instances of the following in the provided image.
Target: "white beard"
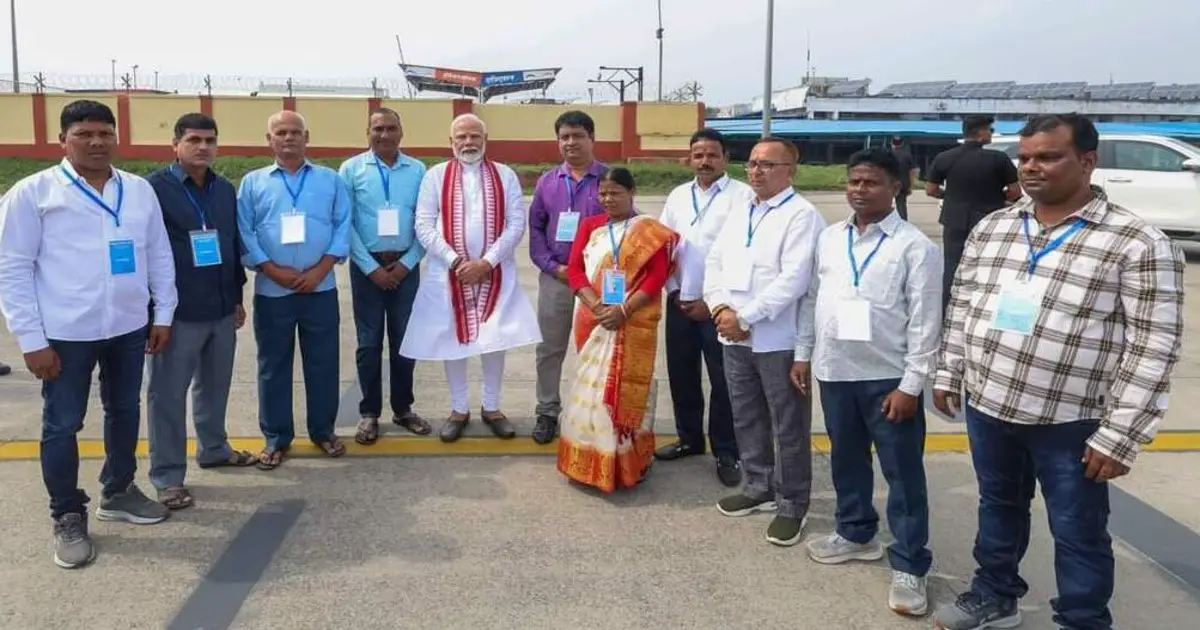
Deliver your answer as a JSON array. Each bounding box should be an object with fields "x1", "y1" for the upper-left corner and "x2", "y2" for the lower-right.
[{"x1": 456, "y1": 148, "x2": 484, "y2": 164}]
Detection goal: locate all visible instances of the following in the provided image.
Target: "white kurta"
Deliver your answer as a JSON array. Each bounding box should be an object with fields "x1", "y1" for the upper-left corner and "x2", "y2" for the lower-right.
[{"x1": 400, "y1": 159, "x2": 542, "y2": 361}]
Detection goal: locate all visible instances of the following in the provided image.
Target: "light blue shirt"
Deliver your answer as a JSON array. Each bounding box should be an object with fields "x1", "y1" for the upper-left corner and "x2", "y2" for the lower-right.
[
  {"x1": 237, "y1": 160, "x2": 351, "y2": 297},
  {"x1": 337, "y1": 150, "x2": 426, "y2": 274}
]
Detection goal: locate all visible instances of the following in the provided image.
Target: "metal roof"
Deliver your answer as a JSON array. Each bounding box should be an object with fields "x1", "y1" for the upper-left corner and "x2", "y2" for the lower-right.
[{"x1": 703, "y1": 118, "x2": 1200, "y2": 139}]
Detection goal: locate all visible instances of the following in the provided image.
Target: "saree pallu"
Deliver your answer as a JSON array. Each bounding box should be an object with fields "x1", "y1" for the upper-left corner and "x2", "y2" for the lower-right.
[{"x1": 557, "y1": 215, "x2": 677, "y2": 492}]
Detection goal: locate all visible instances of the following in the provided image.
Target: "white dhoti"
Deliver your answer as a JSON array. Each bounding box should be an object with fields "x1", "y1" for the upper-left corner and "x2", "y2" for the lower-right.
[{"x1": 400, "y1": 158, "x2": 541, "y2": 408}]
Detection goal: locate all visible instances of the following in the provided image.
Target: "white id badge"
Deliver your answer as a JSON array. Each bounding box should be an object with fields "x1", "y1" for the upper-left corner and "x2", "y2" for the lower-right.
[
  {"x1": 281, "y1": 211, "x2": 306, "y2": 245},
  {"x1": 377, "y1": 207, "x2": 400, "y2": 237},
  {"x1": 991, "y1": 280, "x2": 1044, "y2": 335},
  {"x1": 556, "y1": 211, "x2": 580, "y2": 242},
  {"x1": 725, "y1": 250, "x2": 753, "y2": 292},
  {"x1": 835, "y1": 297, "x2": 873, "y2": 342}
]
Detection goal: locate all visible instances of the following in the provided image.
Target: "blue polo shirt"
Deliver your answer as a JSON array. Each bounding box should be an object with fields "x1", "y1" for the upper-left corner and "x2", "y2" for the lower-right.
[
  {"x1": 337, "y1": 150, "x2": 427, "y2": 274},
  {"x1": 236, "y1": 160, "x2": 351, "y2": 297}
]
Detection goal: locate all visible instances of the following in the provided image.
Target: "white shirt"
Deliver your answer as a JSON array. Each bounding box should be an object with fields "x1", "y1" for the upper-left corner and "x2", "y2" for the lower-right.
[
  {"x1": 703, "y1": 187, "x2": 825, "y2": 353},
  {"x1": 659, "y1": 174, "x2": 754, "y2": 300},
  {"x1": 0, "y1": 159, "x2": 177, "y2": 352},
  {"x1": 795, "y1": 211, "x2": 943, "y2": 395}
]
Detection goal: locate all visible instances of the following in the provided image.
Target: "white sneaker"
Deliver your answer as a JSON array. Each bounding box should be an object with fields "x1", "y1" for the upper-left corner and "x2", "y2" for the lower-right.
[
  {"x1": 805, "y1": 532, "x2": 885, "y2": 564},
  {"x1": 888, "y1": 570, "x2": 928, "y2": 617}
]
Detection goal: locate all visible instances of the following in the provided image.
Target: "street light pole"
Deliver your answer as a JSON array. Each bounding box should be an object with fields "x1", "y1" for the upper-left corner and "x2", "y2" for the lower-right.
[
  {"x1": 9, "y1": 0, "x2": 18, "y2": 93},
  {"x1": 655, "y1": 0, "x2": 664, "y2": 101},
  {"x1": 762, "y1": 0, "x2": 774, "y2": 137}
]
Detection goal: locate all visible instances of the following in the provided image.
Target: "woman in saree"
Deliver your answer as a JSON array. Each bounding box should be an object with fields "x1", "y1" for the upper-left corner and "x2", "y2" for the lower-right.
[{"x1": 556, "y1": 167, "x2": 679, "y2": 492}]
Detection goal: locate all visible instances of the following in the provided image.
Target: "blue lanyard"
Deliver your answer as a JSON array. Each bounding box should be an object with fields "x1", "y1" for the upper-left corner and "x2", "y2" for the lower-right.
[
  {"x1": 690, "y1": 181, "x2": 723, "y2": 226},
  {"x1": 746, "y1": 191, "x2": 795, "y2": 247},
  {"x1": 373, "y1": 157, "x2": 391, "y2": 204},
  {"x1": 607, "y1": 219, "x2": 628, "y2": 267},
  {"x1": 847, "y1": 225, "x2": 888, "y2": 288},
  {"x1": 562, "y1": 175, "x2": 583, "y2": 212},
  {"x1": 173, "y1": 164, "x2": 212, "y2": 229},
  {"x1": 61, "y1": 166, "x2": 124, "y2": 227},
  {"x1": 1022, "y1": 214, "x2": 1086, "y2": 276},
  {"x1": 275, "y1": 165, "x2": 310, "y2": 208}
]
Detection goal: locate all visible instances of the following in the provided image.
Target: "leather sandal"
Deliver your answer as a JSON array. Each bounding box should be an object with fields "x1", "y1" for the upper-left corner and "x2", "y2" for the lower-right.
[
  {"x1": 481, "y1": 409, "x2": 516, "y2": 440},
  {"x1": 439, "y1": 411, "x2": 469, "y2": 443}
]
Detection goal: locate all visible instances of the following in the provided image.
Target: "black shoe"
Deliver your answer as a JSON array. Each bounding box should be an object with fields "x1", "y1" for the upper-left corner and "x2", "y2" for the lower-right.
[
  {"x1": 654, "y1": 440, "x2": 704, "y2": 461},
  {"x1": 715, "y1": 454, "x2": 741, "y2": 487},
  {"x1": 532, "y1": 414, "x2": 559, "y2": 445},
  {"x1": 0, "y1": 361, "x2": 10, "y2": 377}
]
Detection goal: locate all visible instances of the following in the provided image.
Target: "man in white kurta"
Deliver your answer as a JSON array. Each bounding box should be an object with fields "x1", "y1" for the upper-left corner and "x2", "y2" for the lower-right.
[{"x1": 400, "y1": 114, "x2": 541, "y2": 442}]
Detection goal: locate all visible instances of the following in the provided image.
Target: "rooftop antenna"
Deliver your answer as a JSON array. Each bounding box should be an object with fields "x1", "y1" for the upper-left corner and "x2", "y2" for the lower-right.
[{"x1": 394, "y1": 34, "x2": 415, "y2": 98}]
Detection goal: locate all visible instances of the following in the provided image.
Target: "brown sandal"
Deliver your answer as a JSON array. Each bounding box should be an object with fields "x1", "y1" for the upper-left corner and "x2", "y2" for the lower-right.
[
  {"x1": 198, "y1": 449, "x2": 259, "y2": 469},
  {"x1": 393, "y1": 411, "x2": 432, "y2": 435},
  {"x1": 158, "y1": 486, "x2": 194, "y2": 510},
  {"x1": 317, "y1": 435, "x2": 347, "y2": 458},
  {"x1": 355, "y1": 417, "x2": 380, "y2": 445},
  {"x1": 256, "y1": 447, "x2": 287, "y2": 471}
]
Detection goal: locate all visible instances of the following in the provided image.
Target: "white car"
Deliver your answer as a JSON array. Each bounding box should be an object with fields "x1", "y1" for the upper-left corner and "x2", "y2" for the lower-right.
[{"x1": 985, "y1": 133, "x2": 1200, "y2": 241}]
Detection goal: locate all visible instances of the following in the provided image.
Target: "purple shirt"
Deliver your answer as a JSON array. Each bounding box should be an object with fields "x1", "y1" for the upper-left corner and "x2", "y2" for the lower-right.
[{"x1": 528, "y1": 161, "x2": 608, "y2": 274}]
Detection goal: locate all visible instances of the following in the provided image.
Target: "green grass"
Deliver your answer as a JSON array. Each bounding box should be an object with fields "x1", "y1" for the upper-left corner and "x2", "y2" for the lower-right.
[{"x1": 0, "y1": 156, "x2": 848, "y2": 196}]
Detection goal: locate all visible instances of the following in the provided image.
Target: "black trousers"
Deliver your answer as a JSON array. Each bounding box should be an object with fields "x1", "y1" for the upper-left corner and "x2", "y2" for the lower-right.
[
  {"x1": 942, "y1": 226, "x2": 971, "y2": 314},
  {"x1": 664, "y1": 301, "x2": 737, "y2": 458}
]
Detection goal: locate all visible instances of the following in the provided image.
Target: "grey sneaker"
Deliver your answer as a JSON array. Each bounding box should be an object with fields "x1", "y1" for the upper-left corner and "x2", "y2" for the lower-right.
[
  {"x1": 765, "y1": 514, "x2": 808, "y2": 546},
  {"x1": 933, "y1": 591, "x2": 1022, "y2": 629},
  {"x1": 889, "y1": 570, "x2": 929, "y2": 617},
  {"x1": 806, "y1": 532, "x2": 886, "y2": 564},
  {"x1": 96, "y1": 483, "x2": 170, "y2": 525},
  {"x1": 716, "y1": 494, "x2": 778, "y2": 517},
  {"x1": 53, "y1": 513, "x2": 95, "y2": 569}
]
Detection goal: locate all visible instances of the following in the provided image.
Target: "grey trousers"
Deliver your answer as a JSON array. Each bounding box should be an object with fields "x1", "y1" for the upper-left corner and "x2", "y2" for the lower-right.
[
  {"x1": 534, "y1": 272, "x2": 575, "y2": 418},
  {"x1": 723, "y1": 346, "x2": 813, "y2": 519},
  {"x1": 146, "y1": 315, "x2": 237, "y2": 489}
]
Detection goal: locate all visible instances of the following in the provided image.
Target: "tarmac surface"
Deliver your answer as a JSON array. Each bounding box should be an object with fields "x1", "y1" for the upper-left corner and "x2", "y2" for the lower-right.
[{"x1": 1, "y1": 191, "x2": 1199, "y2": 629}]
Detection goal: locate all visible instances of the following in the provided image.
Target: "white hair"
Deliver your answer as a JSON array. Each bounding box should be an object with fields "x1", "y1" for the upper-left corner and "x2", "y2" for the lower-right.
[
  {"x1": 450, "y1": 113, "x2": 487, "y2": 135},
  {"x1": 267, "y1": 110, "x2": 307, "y2": 133}
]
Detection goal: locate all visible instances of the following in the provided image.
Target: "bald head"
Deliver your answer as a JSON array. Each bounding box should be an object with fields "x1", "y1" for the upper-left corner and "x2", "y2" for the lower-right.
[
  {"x1": 451, "y1": 114, "x2": 487, "y2": 164},
  {"x1": 266, "y1": 110, "x2": 308, "y2": 161}
]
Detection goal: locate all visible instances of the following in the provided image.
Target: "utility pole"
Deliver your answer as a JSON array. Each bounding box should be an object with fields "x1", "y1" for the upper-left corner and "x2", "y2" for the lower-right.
[
  {"x1": 131, "y1": 64, "x2": 139, "y2": 90},
  {"x1": 762, "y1": 0, "x2": 775, "y2": 137},
  {"x1": 655, "y1": 0, "x2": 664, "y2": 101},
  {"x1": 111, "y1": 59, "x2": 116, "y2": 90},
  {"x1": 9, "y1": 0, "x2": 18, "y2": 93}
]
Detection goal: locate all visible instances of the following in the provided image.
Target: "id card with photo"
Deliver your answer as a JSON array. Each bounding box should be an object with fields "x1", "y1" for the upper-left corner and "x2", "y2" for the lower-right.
[
  {"x1": 602, "y1": 269, "x2": 626, "y2": 305},
  {"x1": 556, "y1": 211, "x2": 580, "y2": 242},
  {"x1": 108, "y1": 239, "x2": 136, "y2": 275},
  {"x1": 189, "y1": 230, "x2": 222, "y2": 267}
]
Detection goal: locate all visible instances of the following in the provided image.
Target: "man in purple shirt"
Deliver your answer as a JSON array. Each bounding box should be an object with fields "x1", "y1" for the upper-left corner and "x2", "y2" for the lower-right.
[{"x1": 528, "y1": 111, "x2": 607, "y2": 444}]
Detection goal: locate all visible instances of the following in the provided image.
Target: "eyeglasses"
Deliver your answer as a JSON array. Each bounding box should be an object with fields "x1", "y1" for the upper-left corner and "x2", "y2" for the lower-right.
[{"x1": 745, "y1": 160, "x2": 794, "y2": 171}]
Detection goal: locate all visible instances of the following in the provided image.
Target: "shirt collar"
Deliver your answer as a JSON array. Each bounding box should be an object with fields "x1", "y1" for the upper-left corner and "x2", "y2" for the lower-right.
[
  {"x1": 755, "y1": 186, "x2": 796, "y2": 207},
  {"x1": 367, "y1": 150, "x2": 410, "y2": 170},
  {"x1": 558, "y1": 160, "x2": 604, "y2": 179},
  {"x1": 56, "y1": 158, "x2": 117, "y2": 186},
  {"x1": 170, "y1": 161, "x2": 214, "y2": 186},
  {"x1": 267, "y1": 159, "x2": 313, "y2": 175},
  {"x1": 1015, "y1": 185, "x2": 1109, "y2": 226},
  {"x1": 694, "y1": 173, "x2": 730, "y2": 194},
  {"x1": 845, "y1": 209, "x2": 903, "y2": 237}
]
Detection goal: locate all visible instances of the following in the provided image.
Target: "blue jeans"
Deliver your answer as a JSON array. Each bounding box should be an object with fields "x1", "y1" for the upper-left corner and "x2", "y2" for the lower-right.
[
  {"x1": 349, "y1": 262, "x2": 418, "y2": 418},
  {"x1": 819, "y1": 378, "x2": 931, "y2": 576},
  {"x1": 966, "y1": 406, "x2": 1114, "y2": 630},
  {"x1": 41, "y1": 326, "x2": 148, "y2": 519},
  {"x1": 253, "y1": 290, "x2": 340, "y2": 450}
]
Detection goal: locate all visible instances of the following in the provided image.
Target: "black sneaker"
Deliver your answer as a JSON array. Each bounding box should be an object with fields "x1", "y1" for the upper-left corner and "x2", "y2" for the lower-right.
[
  {"x1": 96, "y1": 483, "x2": 170, "y2": 525},
  {"x1": 532, "y1": 415, "x2": 558, "y2": 445},
  {"x1": 932, "y1": 591, "x2": 1022, "y2": 629},
  {"x1": 715, "y1": 454, "x2": 741, "y2": 487},
  {"x1": 0, "y1": 361, "x2": 10, "y2": 376},
  {"x1": 716, "y1": 494, "x2": 777, "y2": 517},
  {"x1": 53, "y1": 513, "x2": 95, "y2": 569}
]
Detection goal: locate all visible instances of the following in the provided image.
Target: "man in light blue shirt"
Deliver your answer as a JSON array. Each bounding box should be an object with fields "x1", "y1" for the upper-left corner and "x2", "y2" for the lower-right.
[
  {"x1": 338, "y1": 108, "x2": 430, "y2": 445},
  {"x1": 237, "y1": 110, "x2": 351, "y2": 469}
]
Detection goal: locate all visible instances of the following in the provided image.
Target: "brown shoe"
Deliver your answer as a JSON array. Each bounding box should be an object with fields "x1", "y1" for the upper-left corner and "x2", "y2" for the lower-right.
[
  {"x1": 481, "y1": 409, "x2": 516, "y2": 439},
  {"x1": 439, "y1": 411, "x2": 469, "y2": 443}
]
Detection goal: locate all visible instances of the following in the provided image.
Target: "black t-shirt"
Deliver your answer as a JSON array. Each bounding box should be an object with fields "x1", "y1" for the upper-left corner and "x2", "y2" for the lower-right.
[
  {"x1": 928, "y1": 141, "x2": 1018, "y2": 231},
  {"x1": 891, "y1": 148, "x2": 914, "y2": 194}
]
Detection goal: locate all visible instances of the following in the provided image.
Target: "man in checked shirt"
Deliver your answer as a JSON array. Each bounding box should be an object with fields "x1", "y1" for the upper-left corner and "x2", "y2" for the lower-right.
[{"x1": 931, "y1": 113, "x2": 1185, "y2": 630}]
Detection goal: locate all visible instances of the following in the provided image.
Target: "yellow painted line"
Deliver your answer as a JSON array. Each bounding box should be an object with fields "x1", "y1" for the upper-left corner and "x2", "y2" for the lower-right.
[{"x1": 2, "y1": 432, "x2": 1200, "y2": 461}]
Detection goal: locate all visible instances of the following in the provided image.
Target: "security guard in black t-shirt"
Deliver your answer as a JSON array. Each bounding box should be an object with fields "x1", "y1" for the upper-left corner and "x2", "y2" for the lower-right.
[{"x1": 925, "y1": 115, "x2": 1022, "y2": 312}]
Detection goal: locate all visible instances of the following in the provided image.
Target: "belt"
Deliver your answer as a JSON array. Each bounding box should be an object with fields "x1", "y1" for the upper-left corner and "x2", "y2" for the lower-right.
[{"x1": 371, "y1": 250, "x2": 405, "y2": 266}]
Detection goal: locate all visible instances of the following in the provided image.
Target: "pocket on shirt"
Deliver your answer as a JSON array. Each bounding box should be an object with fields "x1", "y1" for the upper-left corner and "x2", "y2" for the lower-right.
[{"x1": 859, "y1": 258, "x2": 903, "y2": 305}]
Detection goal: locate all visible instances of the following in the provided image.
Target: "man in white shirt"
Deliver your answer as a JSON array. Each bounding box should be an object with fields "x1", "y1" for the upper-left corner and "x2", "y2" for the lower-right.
[
  {"x1": 0, "y1": 100, "x2": 178, "y2": 569},
  {"x1": 793, "y1": 148, "x2": 942, "y2": 617},
  {"x1": 655, "y1": 128, "x2": 752, "y2": 487},
  {"x1": 703, "y1": 137, "x2": 825, "y2": 547},
  {"x1": 400, "y1": 114, "x2": 541, "y2": 442}
]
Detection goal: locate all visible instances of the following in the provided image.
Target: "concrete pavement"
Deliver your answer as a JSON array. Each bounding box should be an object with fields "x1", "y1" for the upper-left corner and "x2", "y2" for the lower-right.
[{"x1": 1, "y1": 191, "x2": 1199, "y2": 628}]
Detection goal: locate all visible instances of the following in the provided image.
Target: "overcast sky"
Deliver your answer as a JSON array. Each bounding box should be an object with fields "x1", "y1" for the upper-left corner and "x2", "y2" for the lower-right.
[{"x1": 5, "y1": 0, "x2": 1198, "y2": 104}]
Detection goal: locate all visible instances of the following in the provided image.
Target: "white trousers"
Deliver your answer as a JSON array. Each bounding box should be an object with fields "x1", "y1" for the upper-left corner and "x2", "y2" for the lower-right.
[{"x1": 444, "y1": 351, "x2": 506, "y2": 414}]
